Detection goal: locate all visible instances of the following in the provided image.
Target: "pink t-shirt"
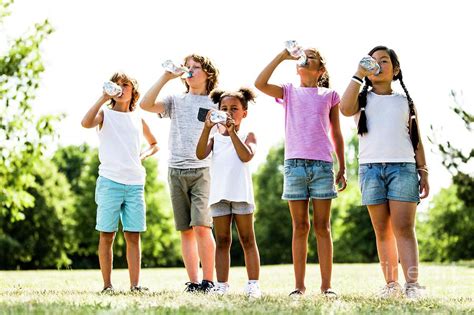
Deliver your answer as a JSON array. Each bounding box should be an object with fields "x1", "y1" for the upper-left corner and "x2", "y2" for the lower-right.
[{"x1": 276, "y1": 83, "x2": 340, "y2": 162}]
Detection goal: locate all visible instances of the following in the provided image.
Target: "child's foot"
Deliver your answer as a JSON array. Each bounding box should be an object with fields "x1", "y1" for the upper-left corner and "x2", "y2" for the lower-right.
[
  {"x1": 378, "y1": 281, "x2": 403, "y2": 299},
  {"x1": 212, "y1": 282, "x2": 229, "y2": 295},
  {"x1": 199, "y1": 280, "x2": 215, "y2": 294},
  {"x1": 322, "y1": 288, "x2": 338, "y2": 299},
  {"x1": 100, "y1": 285, "x2": 114, "y2": 294},
  {"x1": 404, "y1": 282, "x2": 425, "y2": 300},
  {"x1": 244, "y1": 281, "x2": 261, "y2": 299},
  {"x1": 130, "y1": 285, "x2": 149, "y2": 293},
  {"x1": 184, "y1": 282, "x2": 200, "y2": 293},
  {"x1": 289, "y1": 289, "x2": 304, "y2": 297}
]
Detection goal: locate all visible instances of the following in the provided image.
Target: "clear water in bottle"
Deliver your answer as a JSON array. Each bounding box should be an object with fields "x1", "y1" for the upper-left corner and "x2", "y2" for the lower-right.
[
  {"x1": 284, "y1": 40, "x2": 308, "y2": 66},
  {"x1": 210, "y1": 110, "x2": 227, "y2": 124},
  {"x1": 360, "y1": 56, "x2": 381, "y2": 75},
  {"x1": 162, "y1": 60, "x2": 192, "y2": 78},
  {"x1": 103, "y1": 81, "x2": 122, "y2": 97}
]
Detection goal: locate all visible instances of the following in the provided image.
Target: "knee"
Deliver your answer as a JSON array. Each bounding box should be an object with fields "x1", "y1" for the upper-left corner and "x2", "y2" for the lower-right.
[
  {"x1": 293, "y1": 220, "x2": 310, "y2": 236},
  {"x1": 216, "y1": 234, "x2": 232, "y2": 250},
  {"x1": 125, "y1": 232, "x2": 140, "y2": 245},
  {"x1": 314, "y1": 222, "x2": 331, "y2": 238},
  {"x1": 193, "y1": 226, "x2": 212, "y2": 238},
  {"x1": 393, "y1": 223, "x2": 416, "y2": 239},
  {"x1": 239, "y1": 235, "x2": 256, "y2": 251},
  {"x1": 100, "y1": 232, "x2": 115, "y2": 245}
]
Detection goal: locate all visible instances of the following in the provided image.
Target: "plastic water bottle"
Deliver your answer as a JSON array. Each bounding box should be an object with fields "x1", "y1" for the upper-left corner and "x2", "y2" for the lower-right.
[
  {"x1": 284, "y1": 40, "x2": 308, "y2": 66},
  {"x1": 103, "y1": 81, "x2": 122, "y2": 97},
  {"x1": 359, "y1": 56, "x2": 381, "y2": 75},
  {"x1": 162, "y1": 60, "x2": 192, "y2": 78},
  {"x1": 210, "y1": 110, "x2": 227, "y2": 124}
]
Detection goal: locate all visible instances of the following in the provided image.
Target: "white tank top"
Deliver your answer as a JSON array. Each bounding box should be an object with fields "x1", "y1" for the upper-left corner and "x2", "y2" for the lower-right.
[
  {"x1": 98, "y1": 107, "x2": 146, "y2": 185},
  {"x1": 355, "y1": 91, "x2": 416, "y2": 164},
  {"x1": 208, "y1": 132, "x2": 255, "y2": 206}
]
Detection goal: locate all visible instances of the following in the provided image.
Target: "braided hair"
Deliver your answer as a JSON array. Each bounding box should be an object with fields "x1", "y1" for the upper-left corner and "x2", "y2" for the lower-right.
[{"x1": 357, "y1": 46, "x2": 419, "y2": 151}]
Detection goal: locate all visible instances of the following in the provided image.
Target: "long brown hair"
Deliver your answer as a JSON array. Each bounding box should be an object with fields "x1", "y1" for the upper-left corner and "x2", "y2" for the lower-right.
[
  {"x1": 182, "y1": 54, "x2": 219, "y2": 94},
  {"x1": 109, "y1": 72, "x2": 140, "y2": 111}
]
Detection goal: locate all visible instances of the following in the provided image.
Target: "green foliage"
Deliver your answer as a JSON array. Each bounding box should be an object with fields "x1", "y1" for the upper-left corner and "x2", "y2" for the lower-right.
[
  {"x1": 0, "y1": 0, "x2": 59, "y2": 222},
  {"x1": 52, "y1": 144, "x2": 181, "y2": 268},
  {"x1": 419, "y1": 185, "x2": 474, "y2": 261},
  {"x1": 0, "y1": 159, "x2": 75, "y2": 269}
]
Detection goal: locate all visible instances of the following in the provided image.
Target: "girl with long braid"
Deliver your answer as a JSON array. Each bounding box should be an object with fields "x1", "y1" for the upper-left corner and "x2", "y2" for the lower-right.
[{"x1": 340, "y1": 46, "x2": 430, "y2": 299}]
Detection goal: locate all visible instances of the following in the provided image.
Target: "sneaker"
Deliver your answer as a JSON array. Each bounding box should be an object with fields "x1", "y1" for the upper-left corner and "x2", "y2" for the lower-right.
[
  {"x1": 199, "y1": 280, "x2": 215, "y2": 294},
  {"x1": 244, "y1": 281, "x2": 261, "y2": 299},
  {"x1": 184, "y1": 282, "x2": 201, "y2": 293},
  {"x1": 130, "y1": 285, "x2": 149, "y2": 293},
  {"x1": 378, "y1": 281, "x2": 403, "y2": 299},
  {"x1": 322, "y1": 288, "x2": 338, "y2": 299},
  {"x1": 289, "y1": 289, "x2": 304, "y2": 297},
  {"x1": 100, "y1": 285, "x2": 115, "y2": 294},
  {"x1": 212, "y1": 282, "x2": 229, "y2": 295},
  {"x1": 404, "y1": 282, "x2": 425, "y2": 300}
]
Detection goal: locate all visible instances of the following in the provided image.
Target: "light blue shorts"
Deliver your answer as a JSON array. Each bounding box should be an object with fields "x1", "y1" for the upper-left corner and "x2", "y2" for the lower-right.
[
  {"x1": 282, "y1": 159, "x2": 337, "y2": 200},
  {"x1": 95, "y1": 176, "x2": 146, "y2": 232},
  {"x1": 358, "y1": 163, "x2": 420, "y2": 205},
  {"x1": 210, "y1": 200, "x2": 254, "y2": 217}
]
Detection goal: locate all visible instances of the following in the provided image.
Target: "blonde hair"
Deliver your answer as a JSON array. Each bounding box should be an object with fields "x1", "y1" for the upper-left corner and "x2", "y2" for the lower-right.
[
  {"x1": 182, "y1": 54, "x2": 219, "y2": 94},
  {"x1": 109, "y1": 72, "x2": 140, "y2": 111}
]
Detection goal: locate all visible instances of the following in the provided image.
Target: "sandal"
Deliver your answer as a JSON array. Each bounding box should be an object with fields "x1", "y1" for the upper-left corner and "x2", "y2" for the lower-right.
[
  {"x1": 130, "y1": 285, "x2": 149, "y2": 293},
  {"x1": 289, "y1": 289, "x2": 304, "y2": 296},
  {"x1": 100, "y1": 285, "x2": 115, "y2": 294}
]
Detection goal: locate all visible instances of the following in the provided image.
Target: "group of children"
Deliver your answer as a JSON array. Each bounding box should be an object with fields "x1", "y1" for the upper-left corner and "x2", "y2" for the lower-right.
[{"x1": 81, "y1": 45, "x2": 430, "y2": 300}]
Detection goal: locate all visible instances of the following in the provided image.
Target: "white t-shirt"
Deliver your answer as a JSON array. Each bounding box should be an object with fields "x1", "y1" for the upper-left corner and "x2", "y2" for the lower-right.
[
  {"x1": 355, "y1": 91, "x2": 416, "y2": 164},
  {"x1": 208, "y1": 132, "x2": 255, "y2": 206},
  {"x1": 98, "y1": 107, "x2": 146, "y2": 185}
]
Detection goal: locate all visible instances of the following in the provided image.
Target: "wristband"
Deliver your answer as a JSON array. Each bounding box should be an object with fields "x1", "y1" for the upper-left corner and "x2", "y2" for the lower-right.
[{"x1": 351, "y1": 75, "x2": 363, "y2": 85}]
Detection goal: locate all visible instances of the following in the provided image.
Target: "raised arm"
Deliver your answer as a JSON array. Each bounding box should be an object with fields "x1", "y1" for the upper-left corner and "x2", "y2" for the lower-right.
[
  {"x1": 340, "y1": 65, "x2": 371, "y2": 117},
  {"x1": 140, "y1": 119, "x2": 159, "y2": 160},
  {"x1": 230, "y1": 131, "x2": 256, "y2": 163},
  {"x1": 254, "y1": 49, "x2": 291, "y2": 99},
  {"x1": 329, "y1": 105, "x2": 346, "y2": 191},
  {"x1": 196, "y1": 111, "x2": 216, "y2": 160},
  {"x1": 81, "y1": 93, "x2": 109, "y2": 128},
  {"x1": 140, "y1": 72, "x2": 179, "y2": 114}
]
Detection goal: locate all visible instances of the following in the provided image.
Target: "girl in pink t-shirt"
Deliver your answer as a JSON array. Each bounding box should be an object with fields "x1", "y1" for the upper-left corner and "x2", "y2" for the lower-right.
[{"x1": 255, "y1": 47, "x2": 346, "y2": 297}]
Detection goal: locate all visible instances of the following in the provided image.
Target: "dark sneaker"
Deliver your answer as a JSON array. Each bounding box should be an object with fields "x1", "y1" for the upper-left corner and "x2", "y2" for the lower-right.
[
  {"x1": 100, "y1": 285, "x2": 115, "y2": 294},
  {"x1": 130, "y1": 285, "x2": 149, "y2": 293},
  {"x1": 199, "y1": 280, "x2": 215, "y2": 293},
  {"x1": 184, "y1": 282, "x2": 201, "y2": 293}
]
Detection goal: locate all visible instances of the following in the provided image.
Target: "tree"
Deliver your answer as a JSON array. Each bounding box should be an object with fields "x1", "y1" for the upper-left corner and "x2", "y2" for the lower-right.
[
  {"x1": 419, "y1": 90, "x2": 474, "y2": 261},
  {"x1": 0, "y1": 0, "x2": 58, "y2": 222}
]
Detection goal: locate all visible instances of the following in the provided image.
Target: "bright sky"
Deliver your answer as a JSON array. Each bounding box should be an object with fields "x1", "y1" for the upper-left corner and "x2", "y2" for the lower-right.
[{"x1": 2, "y1": 0, "x2": 473, "y2": 206}]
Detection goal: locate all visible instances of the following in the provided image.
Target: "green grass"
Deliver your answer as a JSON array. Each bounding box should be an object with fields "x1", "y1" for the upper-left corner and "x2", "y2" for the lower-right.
[{"x1": 0, "y1": 263, "x2": 473, "y2": 314}]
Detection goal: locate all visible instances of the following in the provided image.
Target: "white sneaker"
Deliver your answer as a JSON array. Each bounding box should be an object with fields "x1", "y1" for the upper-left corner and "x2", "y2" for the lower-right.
[
  {"x1": 378, "y1": 281, "x2": 403, "y2": 299},
  {"x1": 212, "y1": 282, "x2": 229, "y2": 295},
  {"x1": 404, "y1": 282, "x2": 425, "y2": 300},
  {"x1": 244, "y1": 281, "x2": 261, "y2": 299}
]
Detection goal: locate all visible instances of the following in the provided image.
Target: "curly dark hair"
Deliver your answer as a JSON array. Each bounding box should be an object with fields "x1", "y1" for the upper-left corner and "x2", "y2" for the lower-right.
[{"x1": 209, "y1": 87, "x2": 256, "y2": 110}]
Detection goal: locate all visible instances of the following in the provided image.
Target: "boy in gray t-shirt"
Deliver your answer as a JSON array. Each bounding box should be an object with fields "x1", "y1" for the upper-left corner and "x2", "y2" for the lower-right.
[{"x1": 140, "y1": 54, "x2": 219, "y2": 293}]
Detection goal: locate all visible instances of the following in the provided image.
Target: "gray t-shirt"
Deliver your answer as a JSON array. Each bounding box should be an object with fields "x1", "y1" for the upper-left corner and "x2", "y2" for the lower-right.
[{"x1": 160, "y1": 93, "x2": 217, "y2": 168}]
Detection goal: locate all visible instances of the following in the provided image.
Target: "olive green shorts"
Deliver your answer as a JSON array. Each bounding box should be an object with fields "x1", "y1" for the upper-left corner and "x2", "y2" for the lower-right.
[{"x1": 168, "y1": 167, "x2": 213, "y2": 231}]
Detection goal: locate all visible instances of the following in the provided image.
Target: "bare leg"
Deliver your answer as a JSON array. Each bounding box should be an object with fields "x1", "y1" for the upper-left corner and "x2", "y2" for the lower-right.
[
  {"x1": 124, "y1": 231, "x2": 141, "y2": 287},
  {"x1": 367, "y1": 203, "x2": 399, "y2": 283},
  {"x1": 312, "y1": 199, "x2": 333, "y2": 292},
  {"x1": 98, "y1": 232, "x2": 115, "y2": 288},
  {"x1": 213, "y1": 215, "x2": 233, "y2": 282},
  {"x1": 288, "y1": 200, "x2": 310, "y2": 293},
  {"x1": 193, "y1": 225, "x2": 216, "y2": 282},
  {"x1": 389, "y1": 200, "x2": 419, "y2": 283},
  {"x1": 180, "y1": 229, "x2": 199, "y2": 283},
  {"x1": 234, "y1": 213, "x2": 260, "y2": 280}
]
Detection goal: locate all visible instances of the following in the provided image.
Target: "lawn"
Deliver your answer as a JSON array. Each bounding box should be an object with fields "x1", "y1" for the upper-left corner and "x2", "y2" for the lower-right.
[{"x1": 0, "y1": 263, "x2": 472, "y2": 314}]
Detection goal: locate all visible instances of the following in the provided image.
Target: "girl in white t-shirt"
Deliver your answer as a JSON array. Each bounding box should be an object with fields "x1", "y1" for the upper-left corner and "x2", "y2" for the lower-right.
[
  {"x1": 340, "y1": 46, "x2": 430, "y2": 299},
  {"x1": 196, "y1": 88, "x2": 261, "y2": 298}
]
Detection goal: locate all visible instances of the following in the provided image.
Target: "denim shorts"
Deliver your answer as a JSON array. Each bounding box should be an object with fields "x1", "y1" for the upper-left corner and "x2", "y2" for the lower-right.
[
  {"x1": 282, "y1": 159, "x2": 337, "y2": 200},
  {"x1": 358, "y1": 163, "x2": 420, "y2": 205},
  {"x1": 95, "y1": 176, "x2": 146, "y2": 232},
  {"x1": 210, "y1": 200, "x2": 255, "y2": 217}
]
